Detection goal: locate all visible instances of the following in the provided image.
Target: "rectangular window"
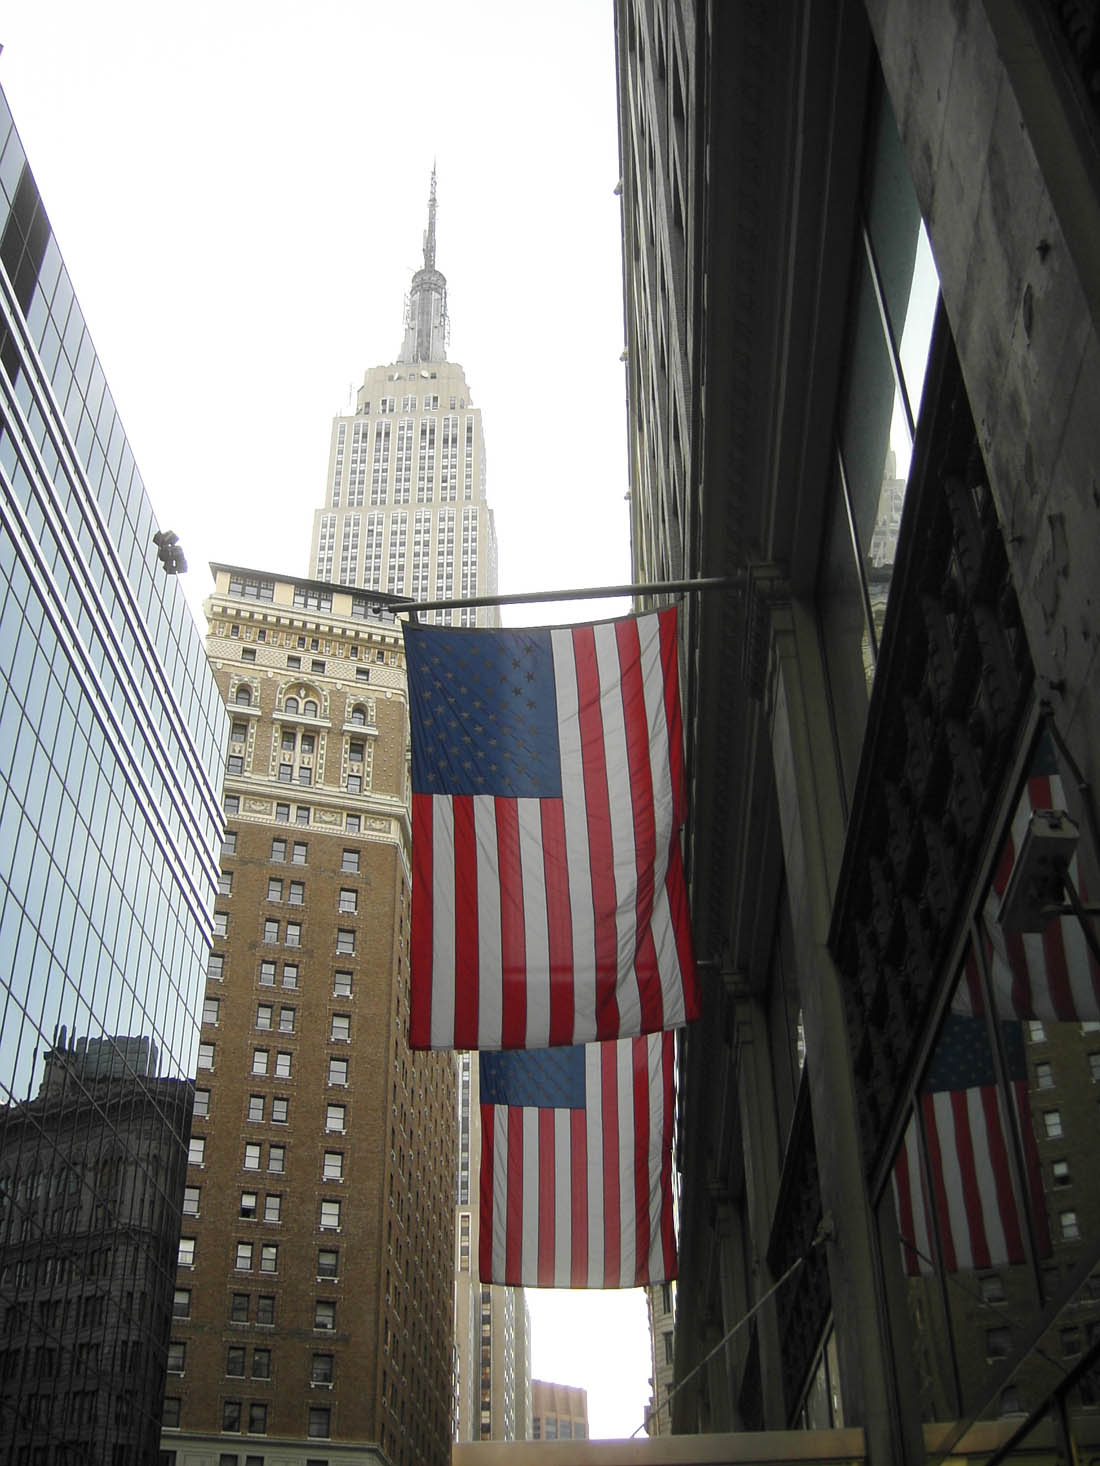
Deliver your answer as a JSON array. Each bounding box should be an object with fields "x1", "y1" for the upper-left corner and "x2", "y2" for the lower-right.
[
  {"x1": 264, "y1": 1194, "x2": 282, "y2": 1223},
  {"x1": 167, "y1": 1341, "x2": 186, "y2": 1374},
  {"x1": 256, "y1": 1004, "x2": 273, "y2": 1030},
  {"x1": 308, "y1": 1406, "x2": 331, "y2": 1438},
  {"x1": 275, "y1": 1052, "x2": 292, "y2": 1078},
  {"x1": 194, "y1": 1089, "x2": 210, "y2": 1117},
  {"x1": 317, "y1": 1249, "x2": 339, "y2": 1279},
  {"x1": 257, "y1": 1296, "x2": 275, "y2": 1326},
  {"x1": 286, "y1": 922, "x2": 302, "y2": 947},
  {"x1": 267, "y1": 878, "x2": 283, "y2": 901},
  {"x1": 218, "y1": 871, "x2": 234, "y2": 895},
  {"x1": 252, "y1": 1347, "x2": 272, "y2": 1379},
  {"x1": 314, "y1": 1301, "x2": 336, "y2": 1331},
  {"x1": 333, "y1": 971, "x2": 353, "y2": 996},
  {"x1": 230, "y1": 1293, "x2": 250, "y2": 1323},
  {"x1": 271, "y1": 1097, "x2": 289, "y2": 1124},
  {"x1": 328, "y1": 1058, "x2": 348, "y2": 1087},
  {"x1": 292, "y1": 841, "x2": 308, "y2": 864},
  {"x1": 311, "y1": 1352, "x2": 334, "y2": 1383},
  {"x1": 322, "y1": 1152, "x2": 344, "y2": 1182},
  {"x1": 1035, "y1": 1061, "x2": 1055, "y2": 1089},
  {"x1": 260, "y1": 1245, "x2": 278, "y2": 1274},
  {"x1": 320, "y1": 1200, "x2": 341, "y2": 1230},
  {"x1": 223, "y1": 1400, "x2": 242, "y2": 1432},
  {"x1": 240, "y1": 1191, "x2": 258, "y2": 1219},
  {"x1": 296, "y1": 806, "x2": 311, "y2": 826},
  {"x1": 182, "y1": 1185, "x2": 201, "y2": 1216},
  {"x1": 276, "y1": 803, "x2": 290, "y2": 823},
  {"x1": 338, "y1": 889, "x2": 357, "y2": 914},
  {"x1": 172, "y1": 1289, "x2": 191, "y2": 1319},
  {"x1": 178, "y1": 1237, "x2": 196, "y2": 1267},
  {"x1": 188, "y1": 1137, "x2": 205, "y2": 1167},
  {"x1": 1045, "y1": 1110, "x2": 1064, "y2": 1139},
  {"x1": 325, "y1": 1104, "x2": 346, "y2": 1133},
  {"x1": 282, "y1": 962, "x2": 299, "y2": 988},
  {"x1": 263, "y1": 920, "x2": 279, "y2": 943},
  {"x1": 163, "y1": 1397, "x2": 181, "y2": 1429},
  {"x1": 240, "y1": 647, "x2": 256, "y2": 663},
  {"x1": 336, "y1": 930, "x2": 355, "y2": 955},
  {"x1": 271, "y1": 839, "x2": 287, "y2": 862},
  {"x1": 268, "y1": 1145, "x2": 286, "y2": 1173},
  {"x1": 259, "y1": 960, "x2": 276, "y2": 986},
  {"x1": 226, "y1": 1345, "x2": 246, "y2": 1377},
  {"x1": 202, "y1": 997, "x2": 220, "y2": 1026},
  {"x1": 289, "y1": 880, "x2": 305, "y2": 905},
  {"x1": 207, "y1": 952, "x2": 224, "y2": 980},
  {"x1": 330, "y1": 1014, "x2": 350, "y2": 1043},
  {"x1": 1061, "y1": 1210, "x2": 1081, "y2": 1240},
  {"x1": 235, "y1": 1242, "x2": 253, "y2": 1271},
  {"x1": 227, "y1": 755, "x2": 244, "y2": 775},
  {"x1": 341, "y1": 849, "x2": 359, "y2": 873},
  {"x1": 248, "y1": 1094, "x2": 265, "y2": 1122},
  {"x1": 287, "y1": 653, "x2": 302, "y2": 670},
  {"x1": 252, "y1": 1049, "x2": 269, "y2": 1075},
  {"x1": 213, "y1": 912, "x2": 229, "y2": 937},
  {"x1": 243, "y1": 1144, "x2": 261, "y2": 1171},
  {"x1": 278, "y1": 1006, "x2": 296, "y2": 1032},
  {"x1": 345, "y1": 813, "x2": 361, "y2": 832},
  {"x1": 225, "y1": 795, "x2": 240, "y2": 814},
  {"x1": 222, "y1": 831, "x2": 237, "y2": 855}
]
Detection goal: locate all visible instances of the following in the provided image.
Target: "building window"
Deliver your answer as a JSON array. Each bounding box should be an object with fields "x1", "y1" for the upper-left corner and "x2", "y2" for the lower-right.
[
  {"x1": 1035, "y1": 1061, "x2": 1055, "y2": 1090},
  {"x1": 986, "y1": 1326, "x2": 1011, "y2": 1360},
  {"x1": 259, "y1": 960, "x2": 276, "y2": 986},
  {"x1": 240, "y1": 1191, "x2": 258, "y2": 1219},
  {"x1": 188, "y1": 1137, "x2": 205, "y2": 1167},
  {"x1": 330, "y1": 1013, "x2": 351, "y2": 1043},
  {"x1": 338, "y1": 888, "x2": 357, "y2": 914},
  {"x1": 287, "y1": 655, "x2": 302, "y2": 671},
  {"x1": 317, "y1": 1249, "x2": 339, "y2": 1279},
  {"x1": 222, "y1": 831, "x2": 237, "y2": 855},
  {"x1": 271, "y1": 1097, "x2": 289, "y2": 1124},
  {"x1": 230, "y1": 1293, "x2": 249, "y2": 1323},
  {"x1": 252, "y1": 1347, "x2": 272, "y2": 1378},
  {"x1": 314, "y1": 1300, "x2": 336, "y2": 1332},
  {"x1": 263, "y1": 920, "x2": 279, "y2": 944},
  {"x1": 296, "y1": 805, "x2": 312, "y2": 825},
  {"x1": 227, "y1": 755, "x2": 244, "y2": 775},
  {"x1": 218, "y1": 870, "x2": 234, "y2": 895},
  {"x1": 1089, "y1": 1052, "x2": 1100, "y2": 1082},
  {"x1": 269, "y1": 1145, "x2": 286, "y2": 1173},
  {"x1": 292, "y1": 841, "x2": 308, "y2": 864},
  {"x1": 333, "y1": 971, "x2": 353, "y2": 996},
  {"x1": 278, "y1": 1006, "x2": 296, "y2": 1032},
  {"x1": 226, "y1": 1345, "x2": 246, "y2": 1377},
  {"x1": 225, "y1": 794, "x2": 241, "y2": 813},
  {"x1": 200, "y1": 1044, "x2": 217, "y2": 1073},
  {"x1": 182, "y1": 1186, "x2": 201, "y2": 1216},
  {"x1": 163, "y1": 1398, "x2": 182, "y2": 1429},
  {"x1": 320, "y1": 1200, "x2": 341, "y2": 1230},
  {"x1": 257, "y1": 1296, "x2": 276, "y2": 1326},
  {"x1": 194, "y1": 1089, "x2": 210, "y2": 1117},
  {"x1": 345, "y1": 813, "x2": 361, "y2": 832},
  {"x1": 240, "y1": 647, "x2": 256, "y2": 664},
  {"x1": 271, "y1": 837, "x2": 287, "y2": 862},
  {"x1": 207, "y1": 952, "x2": 224, "y2": 980},
  {"x1": 275, "y1": 1052, "x2": 292, "y2": 1078},
  {"x1": 328, "y1": 1058, "x2": 348, "y2": 1086},
  {"x1": 276, "y1": 803, "x2": 290, "y2": 823},
  {"x1": 202, "y1": 997, "x2": 220, "y2": 1026},
  {"x1": 1053, "y1": 1159, "x2": 1071, "y2": 1187},
  {"x1": 244, "y1": 1144, "x2": 262, "y2": 1171},
  {"x1": 167, "y1": 1341, "x2": 186, "y2": 1375},
  {"x1": 311, "y1": 1353, "x2": 334, "y2": 1384},
  {"x1": 1045, "y1": 1110, "x2": 1064, "y2": 1139},
  {"x1": 235, "y1": 1242, "x2": 254, "y2": 1271},
  {"x1": 341, "y1": 848, "x2": 360, "y2": 873},
  {"x1": 322, "y1": 1152, "x2": 344, "y2": 1182},
  {"x1": 178, "y1": 1237, "x2": 196, "y2": 1268},
  {"x1": 980, "y1": 1274, "x2": 1005, "y2": 1303},
  {"x1": 256, "y1": 1004, "x2": 274, "y2": 1030},
  {"x1": 264, "y1": 1194, "x2": 282, "y2": 1223},
  {"x1": 222, "y1": 1400, "x2": 242, "y2": 1433},
  {"x1": 260, "y1": 1245, "x2": 278, "y2": 1274},
  {"x1": 289, "y1": 880, "x2": 305, "y2": 905},
  {"x1": 336, "y1": 929, "x2": 355, "y2": 955},
  {"x1": 282, "y1": 962, "x2": 299, "y2": 988},
  {"x1": 1061, "y1": 1210, "x2": 1081, "y2": 1240},
  {"x1": 308, "y1": 1406, "x2": 332, "y2": 1438},
  {"x1": 1026, "y1": 1020, "x2": 1046, "y2": 1043},
  {"x1": 325, "y1": 1104, "x2": 346, "y2": 1133},
  {"x1": 248, "y1": 1094, "x2": 265, "y2": 1122},
  {"x1": 213, "y1": 912, "x2": 229, "y2": 937},
  {"x1": 267, "y1": 877, "x2": 283, "y2": 901},
  {"x1": 252, "y1": 1049, "x2": 270, "y2": 1075}
]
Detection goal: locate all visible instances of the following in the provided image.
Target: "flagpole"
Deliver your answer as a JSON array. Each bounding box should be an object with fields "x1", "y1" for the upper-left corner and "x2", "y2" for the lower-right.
[{"x1": 388, "y1": 573, "x2": 742, "y2": 617}]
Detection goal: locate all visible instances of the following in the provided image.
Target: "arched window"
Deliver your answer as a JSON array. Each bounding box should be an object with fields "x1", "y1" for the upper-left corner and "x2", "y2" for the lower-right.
[
  {"x1": 349, "y1": 705, "x2": 367, "y2": 727},
  {"x1": 304, "y1": 700, "x2": 319, "y2": 718},
  {"x1": 284, "y1": 697, "x2": 299, "y2": 714},
  {"x1": 234, "y1": 686, "x2": 252, "y2": 706}
]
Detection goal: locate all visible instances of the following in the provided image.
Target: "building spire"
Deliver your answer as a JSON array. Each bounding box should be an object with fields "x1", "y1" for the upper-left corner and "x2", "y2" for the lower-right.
[{"x1": 398, "y1": 167, "x2": 448, "y2": 364}]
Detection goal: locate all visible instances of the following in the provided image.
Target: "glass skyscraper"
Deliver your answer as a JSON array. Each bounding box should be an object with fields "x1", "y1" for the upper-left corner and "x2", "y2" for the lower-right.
[{"x1": 0, "y1": 84, "x2": 226, "y2": 1462}]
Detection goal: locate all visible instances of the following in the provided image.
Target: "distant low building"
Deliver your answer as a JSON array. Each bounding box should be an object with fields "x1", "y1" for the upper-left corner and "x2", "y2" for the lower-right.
[{"x1": 531, "y1": 1380, "x2": 588, "y2": 1442}]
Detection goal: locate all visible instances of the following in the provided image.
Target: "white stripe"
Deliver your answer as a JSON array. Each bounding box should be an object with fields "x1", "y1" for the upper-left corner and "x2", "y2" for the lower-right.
[
  {"x1": 615, "y1": 1039, "x2": 637, "y2": 1288},
  {"x1": 593, "y1": 622, "x2": 642, "y2": 1037},
  {"x1": 490, "y1": 1106, "x2": 509, "y2": 1283},
  {"x1": 967, "y1": 1088, "x2": 1008, "y2": 1265},
  {"x1": 639, "y1": 612, "x2": 675, "y2": 846},
  {"x1": 517, "y1": 799, "x2": 551, "y2": 1047},
  {"x1": 474, "y1": 796, "x2": 502, "y2": 1049},
  {"x1": 430, "y1": 799, "x2": 456, "y2": 1049},
  {"x1": 521, "y1": 1107, "x2": 540, "y2": 1285},
  {"x1": 584, "y1": 1044, "x2": 604, "y2": 1288},
  {"x1": 553, "y1": 1109, "x2": 572, "y2": 1287},
  {"x1": 931, "y1": 1092, "x2": 974, "y2": 1271},
  {"x1": 645, "y1": 1036, "x2": 667, "y2": 1283},
  {"x1": 553, "y1": 630, "x2": 596, "y2": 1043},
  {"x1": 648, "y1": 870, "x2": 687, "y2": 1028}
]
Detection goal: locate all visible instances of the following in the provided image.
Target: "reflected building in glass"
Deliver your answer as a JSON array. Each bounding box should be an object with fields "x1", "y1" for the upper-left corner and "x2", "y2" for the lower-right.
[
  {"x1": 0, "y1": 84, "x2": 226, "y2": 1462},
  {"x1": 616, "y1": 1, "x2": 1100, "y2": 1460}
]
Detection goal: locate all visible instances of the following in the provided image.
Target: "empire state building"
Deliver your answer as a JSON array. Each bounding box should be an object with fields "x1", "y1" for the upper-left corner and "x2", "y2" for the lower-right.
[{"x1": 309, "y1": 172, "x2": 500, "y2": 627}]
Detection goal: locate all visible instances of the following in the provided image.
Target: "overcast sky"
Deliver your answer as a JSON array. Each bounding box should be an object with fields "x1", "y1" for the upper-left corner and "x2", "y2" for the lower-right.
[{"x1": 1, "y1": 0, "x2": 651, "y2": 1440}]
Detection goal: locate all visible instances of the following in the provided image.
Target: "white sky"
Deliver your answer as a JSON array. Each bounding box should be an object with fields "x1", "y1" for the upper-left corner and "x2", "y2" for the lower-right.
[{"x1": 0, "y1": 0, "x2": 651, "y2": 1441}]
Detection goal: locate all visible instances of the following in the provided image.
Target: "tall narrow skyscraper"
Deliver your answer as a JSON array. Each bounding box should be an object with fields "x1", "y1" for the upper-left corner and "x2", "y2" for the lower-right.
[{"x1": 309, "y1": 174, "x2": 499, "y2": 626}]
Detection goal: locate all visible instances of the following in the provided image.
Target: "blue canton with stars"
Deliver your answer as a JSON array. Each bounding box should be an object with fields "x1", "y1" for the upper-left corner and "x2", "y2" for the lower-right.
[
  {"x1": 479, "y1": 1046, "x2": 586, "y2": 1110},
  {"x1": 404, "y1": 624, "x2": 562, "y2": 798}
]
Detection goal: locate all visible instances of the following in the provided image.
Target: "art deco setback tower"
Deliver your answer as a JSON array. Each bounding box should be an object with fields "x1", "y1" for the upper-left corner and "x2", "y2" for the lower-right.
[
  {"x1": 161, "y1": 568, "x2": 456, "y2": 1466},
  {"x1": 309, "y1": 172, "x2": 499, "y2": 627}
]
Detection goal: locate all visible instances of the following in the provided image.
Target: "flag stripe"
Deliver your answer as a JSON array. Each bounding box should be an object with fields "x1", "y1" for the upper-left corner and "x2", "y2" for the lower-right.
[
  {"x1": 430, "y1": 798, "x2": 456, "y2": 1049},
  {"x1": 601, "y1": 1040, "x2": 621, "y2": 1285},
  {"x1": 506, "y1": 1112, "x2": 524, "y2": 1285},
  {"x1": 573, "y1": 626, "x2": 620, "y2": 1039},
  {"x1": 410, "y1": 794, "x2": 434, "y2": 1050},
  {"x1": 618, "y1": 618, "x2": 662, "y2": 1034},
  {"x1": 475, "y1": 797, "x2": 503, "y2": 1050},
  {"x1": 453, "y1": 796, "x2": 479, "y2": 1047},
  {"x1": 518, "y1": 800, "x2": 551, "y2": 1047},
  {"x1": 632, "y1": 1036, "x2": 651, "y2": 1284},
  {"x1": 497, "y1": 800, "x2": 526, "y2": 1050},
  {"x1": 480, "y1": 1105, "x2": 495, "y2": 1284},
  {"x1": 555, "y1": 635, "x2": 598, "y2": 1045},
  {"x1": 570, "y1": 1108, "x2": 588, "y2": 1288},
  {"x1": 542, "y1": 799, "x2": 575, "y2": 1046},
  {"x1": 658, "y1": 607, "x2": 685, "y2": 826},
  {"x1": 538, "y1": 1108, "x2": 555, "y2": 1287},
  {"x1": 598, "y1": 622, "x2": 643, "y2": 1039}
]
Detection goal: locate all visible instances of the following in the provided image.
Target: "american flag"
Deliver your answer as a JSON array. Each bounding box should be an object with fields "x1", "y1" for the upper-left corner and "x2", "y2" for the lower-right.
[
  {"x1": 891, "y1": 1016, "x2": 1050, "y2": 1276},
  {"x1": 404, "y1": 608, "x2": 699, "y2": 1051},
  {"x1": 479, "y1": 1033, "x2": 677, "y2": 1288}
]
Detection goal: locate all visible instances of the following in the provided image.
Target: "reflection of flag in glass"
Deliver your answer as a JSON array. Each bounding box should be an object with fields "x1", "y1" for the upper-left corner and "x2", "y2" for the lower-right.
[
  {"x1": 892, "y1": 1017, "x2": 1050, "y2": 1276},
  {"x1": 404, "y1": 609, "x2": 698, "y2": 1051},
  {"x1": 479, "y1": 1033, "x2": 676, "y2": 1288},
  {"x1": 960, "y1": 742, "x2": 1100, "y2": 1023}
]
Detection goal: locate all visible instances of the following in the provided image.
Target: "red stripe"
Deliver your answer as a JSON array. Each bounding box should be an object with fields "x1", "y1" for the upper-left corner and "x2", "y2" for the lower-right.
[
  {"x1": 573, "y1": 626, "x2": 619, "y2": 1039},
  {"x1": 892, "y1": 1144, "x2": 921, "y2": 1277},
  {"x1": 600, "y1": 1042, "x2": 621, "y2": 1287},
  {"x1": 537, "y1": 1109, "x2": 555, "y2": 1287},
  {"x1": 505, "y1": 1110, "x2": 524, "y2": 1285},
  {"x1": 569, "y1": 1109, "x2": 588, "y2": 1288},
  {"x1": 409, "y1": 794, "x2": 434, "y2": 1050},
  {"x1": 980, "y1": 1086, "x2": 1023, "y2": 1263},
  {"x1": 657, "y1": 607, "x2": 686, "y2": 825},
  {"x1": 617, "y1": 619, "x2": 662, "y2": 1032},
  {"x1": 1015, "y1": 1081, "x2": 1052, "y2": 1257},
  {"x1": 949, "y1": 1089, "x2": 990, "y2": 1268},
  {"x1": 541, "y1": 799, "x2": 575, "y2": 1046},
  {"x1": 658, "y1": 1033, "x2": 677, "y2": 1280},
  {"x1": 452, "y1": 796, "x2": 479, "y2": 1048},
  {"x1": 664, "y1": 840, "x2": 699, "y2": 1021},
  {"x1": 496, "y1": 800, "x2": 527, "y2": 1049},
  {"x1": 631, "y1": 1037, "x2": 651, "y2": 1285},
  {"x1": 478, "y1": 1106, "x2": 494, "y2": 1283},
  {"x1": 920, "y1": 1095, "x2": 957, "y2": 1270}
]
